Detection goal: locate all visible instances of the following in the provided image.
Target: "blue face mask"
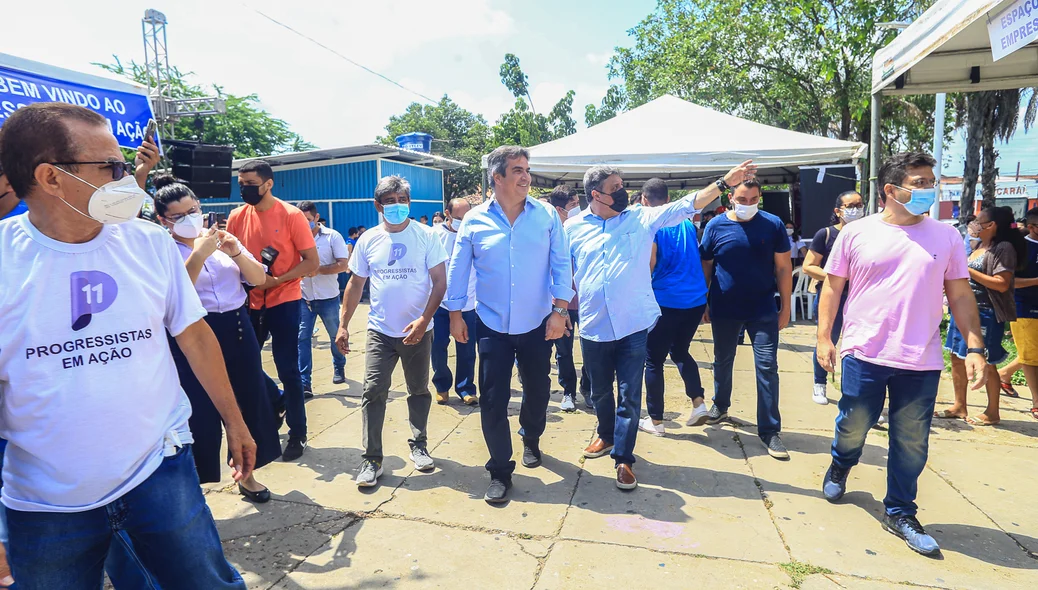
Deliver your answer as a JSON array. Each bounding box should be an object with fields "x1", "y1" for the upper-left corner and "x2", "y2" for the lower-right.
[
  {"x1": 894, "y1": 186, "x2": 936, "y2": 216},
  {"x1": 308, "y1": 221, "x2": 316, "y2": 230},
  {"x1": 383, "y1": 202, "x2": 410, "y2": 225}
]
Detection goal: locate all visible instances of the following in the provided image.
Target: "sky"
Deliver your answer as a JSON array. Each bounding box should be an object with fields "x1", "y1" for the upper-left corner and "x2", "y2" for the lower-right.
[
  {"x1": 1, "y1": 0, "x2": 657, "y2": 149},
  {"x1": 944, "y1": 105, "x2": 1038, "y2": 179}
]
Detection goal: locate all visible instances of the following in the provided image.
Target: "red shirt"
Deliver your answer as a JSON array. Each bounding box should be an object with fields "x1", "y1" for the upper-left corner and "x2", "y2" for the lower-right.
[{"x1": 227, "y1": 198, "x2": 316, "y2": 310}]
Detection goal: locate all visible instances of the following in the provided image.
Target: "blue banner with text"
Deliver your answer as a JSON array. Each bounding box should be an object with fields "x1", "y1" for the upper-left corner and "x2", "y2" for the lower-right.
[{"x1": 0, "y1": 65, "x2": 155, "y2": 149}]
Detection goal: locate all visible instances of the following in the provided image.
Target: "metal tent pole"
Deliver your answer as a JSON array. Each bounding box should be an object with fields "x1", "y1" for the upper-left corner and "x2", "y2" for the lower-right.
[
  {"x1": 930, "y1": 93, "x2": 946, "y2": 218},
  {"x1": 869, "y1": 93, "x2": 882, "y2": 213}
]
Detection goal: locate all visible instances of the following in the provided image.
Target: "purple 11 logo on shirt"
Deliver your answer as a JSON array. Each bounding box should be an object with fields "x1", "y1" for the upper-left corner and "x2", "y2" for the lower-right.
[
  {"x1": 388, "y1": 243, "x2": 407, "y2": 266},
  {"x1": 70, "y1": 270, "x2": 119, "y2": 331}
]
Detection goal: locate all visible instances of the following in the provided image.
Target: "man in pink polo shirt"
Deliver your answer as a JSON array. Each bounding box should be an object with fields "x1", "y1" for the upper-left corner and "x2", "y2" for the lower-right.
[{"x1": 816, "y1": 151, "x2": 986, "y2": 557}]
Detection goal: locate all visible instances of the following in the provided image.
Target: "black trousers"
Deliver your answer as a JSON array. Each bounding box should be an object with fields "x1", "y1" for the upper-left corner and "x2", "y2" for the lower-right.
[
  {"x1": 476, "y1": 315, "x2": 553, "y2": 481},
  {"x1": 170, "y1": 305, "x2": 283, "y2": 483}
]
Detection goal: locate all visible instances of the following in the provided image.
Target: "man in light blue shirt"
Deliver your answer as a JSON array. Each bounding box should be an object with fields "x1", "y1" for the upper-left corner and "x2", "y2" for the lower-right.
[
  {"x1": 568, "y1": 162, "x2": 755, "y2": 490},
  {"x1": 446, "y1": 145, "x2": 574, "y2": 504}
]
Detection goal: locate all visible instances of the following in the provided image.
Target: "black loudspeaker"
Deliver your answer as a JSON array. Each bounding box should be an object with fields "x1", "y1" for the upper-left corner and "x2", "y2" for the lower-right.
[
  {"x1": 797, "y1": 165, "x2": 857, "y2": 241},
  {"x1": 166, "y1": 140, "x2": 234, "y2": 199},
  {"x1": 761, "y1": 190, "x2": 791, "y2": 225}
]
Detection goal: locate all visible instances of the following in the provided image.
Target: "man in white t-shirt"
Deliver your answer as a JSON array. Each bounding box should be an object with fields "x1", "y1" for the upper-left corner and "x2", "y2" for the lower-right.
[
  {"x1": 432, "y1": 197, "x2": 478, "y2": 405},
  {"x1": 335, "y1": 176, "x2": 448, "y2": 489},
  {"x1": 0, "y1": 103, "x2": 255, "y2": 588},
  {"x1": 296, "y1": 201, "x2": 350, "y2": 396}
]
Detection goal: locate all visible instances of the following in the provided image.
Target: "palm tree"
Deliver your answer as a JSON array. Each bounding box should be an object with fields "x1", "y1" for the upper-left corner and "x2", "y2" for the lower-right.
[{"x1": 955, "y1": 89, "x2": 1038, "y2": 222}]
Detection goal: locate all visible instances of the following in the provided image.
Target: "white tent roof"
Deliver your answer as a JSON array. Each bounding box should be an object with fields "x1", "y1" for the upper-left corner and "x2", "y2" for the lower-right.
[
  {"x1": 518, "y1": 95, "x2": 866, "y2": 188},
  {"x1": 872, "y1": 0, "x2": 1038, "y2": 95}
]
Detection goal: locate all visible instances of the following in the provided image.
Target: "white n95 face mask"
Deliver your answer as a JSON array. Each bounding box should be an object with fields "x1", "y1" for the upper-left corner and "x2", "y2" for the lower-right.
[
  {"x1": 172, "y1": 212, "x2": 204, "y2": 238},
  {"x1": 733, "y1": 203, "x2": 758, "y2": 220},
  {"x1": 53, "y1": 169, "x2": 148, "y2": 224}
]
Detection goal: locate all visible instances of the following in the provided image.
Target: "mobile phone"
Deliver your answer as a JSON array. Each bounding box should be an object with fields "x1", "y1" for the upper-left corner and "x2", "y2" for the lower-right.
[
  {"x1": 144, "y1": 119, "x2": 158, "y2": 143},
  {"x1": 206, "y1": 212, "x2": 217, "y2": 228}
]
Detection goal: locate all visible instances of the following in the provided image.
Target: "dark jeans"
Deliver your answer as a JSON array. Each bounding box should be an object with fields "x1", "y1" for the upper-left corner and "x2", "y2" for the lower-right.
[
  {"x1": 6, "y1": 446, "x2": 245, "y2": 590},
  {"x1": 711, "y1": 313, "x2": 781, "y2": 438},
  {"x1": 833, "y1": 356, "x2": 940, "y2": 517},
  {"x1": 298, "y1": 297, "x2": 347, "y2": 389},
  {"x1": 582, "y1": 330, "x2": 648, "y2": 466},
  {"x1": 476, "y1": 315, "x2": 553, "y2": 481},
  {"x1": 431, "y1": 307, "x2": 478, "y2": 399},
  {"x1": 645, "y1": 304, "x2": 706, "y2": 420},
  {"x1": 170, "y1": 306, "x2": 282, "y2": 483},
  {"x1": 554, "y1": 309, "x2": 591, "y2": 396},
  {"x1": 813, "y1": 291, "x2": 847, "y2": 385},
  {"x1": 361, "y1": 330, "x2": 433, "y2": 462},
  {"x1": 251, "y1": 300, "x2": 307, "y2": 441}
]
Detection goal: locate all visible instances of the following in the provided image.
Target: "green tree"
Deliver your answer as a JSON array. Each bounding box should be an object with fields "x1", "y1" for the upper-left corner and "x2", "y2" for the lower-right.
[
  {"x1": 377, "y1": 95, "x2": 491, "y2": 199},
  {"x1": 585, "y1": 85, "x2": 628, "y2": 127},
  {"x1": 606, "y1": 0, "x2": 934, "y2": 146},
  {"x1": 96, "y1": 57, "x2": 314, "y2": 158},
  {"x1": 491, "y1": 54, "x2": 578, "y2": 146}
]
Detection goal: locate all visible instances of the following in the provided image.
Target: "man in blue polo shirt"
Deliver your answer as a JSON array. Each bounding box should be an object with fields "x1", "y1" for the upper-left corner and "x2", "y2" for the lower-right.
[
  {"x1": 638, "y1": 178, "x2": 711, "y2": 437},
  {"x1": 699, "y1": 178, "x2": 793, "y2": 460}
]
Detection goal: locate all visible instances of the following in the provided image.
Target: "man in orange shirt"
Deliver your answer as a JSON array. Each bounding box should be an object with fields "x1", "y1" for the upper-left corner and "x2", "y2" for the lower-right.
[{"x1": 228, "y1": 160, "x2": 319, "y2": 461}]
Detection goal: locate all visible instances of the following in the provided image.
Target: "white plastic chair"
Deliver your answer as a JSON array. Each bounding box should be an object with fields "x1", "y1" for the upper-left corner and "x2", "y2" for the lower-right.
[{"x1": 790, "y1": 267, "x2": 816, "y2": 322}]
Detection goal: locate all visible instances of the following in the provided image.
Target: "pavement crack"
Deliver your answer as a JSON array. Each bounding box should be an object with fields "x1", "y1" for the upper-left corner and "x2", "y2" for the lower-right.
[{"x1": 731, "y1": 431, "x2": 794, "y2": 559}]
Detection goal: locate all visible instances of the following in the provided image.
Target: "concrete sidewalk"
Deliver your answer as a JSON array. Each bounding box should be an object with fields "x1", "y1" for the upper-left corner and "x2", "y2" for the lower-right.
[{"x1": 204, "y1": 308, "x2": 1038, "y2": 589}]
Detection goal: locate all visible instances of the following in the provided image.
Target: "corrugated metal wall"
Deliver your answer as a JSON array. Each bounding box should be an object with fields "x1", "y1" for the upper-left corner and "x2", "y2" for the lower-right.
[{"x1": 199, "y1": 158, "x2": 445, "y2": 237}]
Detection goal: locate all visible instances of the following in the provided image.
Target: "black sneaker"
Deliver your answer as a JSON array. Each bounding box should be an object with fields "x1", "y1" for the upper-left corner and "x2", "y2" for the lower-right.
[
  {"x1": 303, "y1": 386, "x2": 314, "y2": 400},
  {"x1": 823, "y1": 462, "x2": 851, "y2": 502},
  {"x1": 762, "y1": 433, "x2": 790, "y2": 460},
  {"x1": 282, "y1": 437, "x2": 307, "y2": 461},
  {"x1": 581, "y1": 390, "x2": 594, "y2": 409},
  {"x1": 705, "y1": 404, "x2": 728, "y2": 424},
  {"x1": 332, "y1": 368, "x2": 346, "y2": 385},
  {"x1": 522, "y1": 438, "x2": 542, "y2": 468},
  {"x1": 484, "y1": 479, "x2": 512, "y2": 504},
  {"x1": 882, "y1": 514, "x2": 940, "y2": 556}
]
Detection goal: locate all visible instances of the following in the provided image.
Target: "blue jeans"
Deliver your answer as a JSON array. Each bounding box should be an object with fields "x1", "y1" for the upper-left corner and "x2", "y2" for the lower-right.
[
  {"x1": 581, "y1": 330, "x2": 648, "y2": 466},
  {"x1": 298, "y1": 297, "x2": 347, "y2": 389},
  {"x1": 813, "y1": 291, "x2": 847, "y2": 385},
  {"x1": 945, "y1": 305, "x2": 1008, "y2": 365},
  {"x1": 252, "y1": 300, "x2": 307, "y2": 440},
  {"x1": 711, "y1": 313, "x2": 781, "y2": 438},
  {"x1": 833, "y1": 356, "x2": 940, "y2": 517},
  {"x1": 5, "y1": 445, "x2": 245, "y2": 590},
  {"x1": 431, "y1": 307, "x2": 477, "y2": 399},
  {"x1": 554, "y1": 310, "x2": 591, "y2": 396}
]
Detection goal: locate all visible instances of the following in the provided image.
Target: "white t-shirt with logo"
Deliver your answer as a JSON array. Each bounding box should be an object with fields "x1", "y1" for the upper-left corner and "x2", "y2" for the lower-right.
[
  {"x1": 349, "y1": 221, "x2": 448, "y2": 337},
  {"x1": 0, "y1": 216, "x2": 204, "y2": 513},
  {"x1": 435, "y1": 222, "x2": 476, "y2": 312}
]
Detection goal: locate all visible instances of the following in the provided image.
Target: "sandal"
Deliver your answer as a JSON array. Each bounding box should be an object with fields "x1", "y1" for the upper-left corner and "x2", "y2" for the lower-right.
[
  {"x1": 933, "y1": 409, "x2": 964, "y2": 419},
  {"x1": 965, "y1": 416, "x2": 1000, "y2": 427},
  {"x1": 1030, "y1": 407, "x2": 1038, "y2": 420},
  {"x1": 999, "y1": 381, "x2": 1020, "y2": 398}
]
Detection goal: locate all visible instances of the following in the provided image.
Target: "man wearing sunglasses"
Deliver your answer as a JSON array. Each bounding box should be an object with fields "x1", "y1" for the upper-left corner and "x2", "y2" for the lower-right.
[{"x1": 0, "y1": 102, "x2": 252, "y2": 588}]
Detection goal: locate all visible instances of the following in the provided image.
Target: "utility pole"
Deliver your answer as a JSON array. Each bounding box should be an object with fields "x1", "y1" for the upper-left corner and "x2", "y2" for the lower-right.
[
  {"x1": 930, "y1": 93, "x2": 945, "y2": 218},
  {"x1": 141, "y1": 9, "x2": 226, "y2": 140}
]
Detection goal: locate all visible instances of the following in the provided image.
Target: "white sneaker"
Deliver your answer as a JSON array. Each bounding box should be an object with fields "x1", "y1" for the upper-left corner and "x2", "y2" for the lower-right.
[
  {"x1": 686, "y1": 403, "x2": 710, "y2": 426},
  {"x1": 877, "y1": 409, "x2": 888, "y2": 426},
  {"x1": 638, "y1": 416, "x2": 665, "y2": 437},
  {"x1": 812, "y1": 384, "x2": 829, "y2": 405}
]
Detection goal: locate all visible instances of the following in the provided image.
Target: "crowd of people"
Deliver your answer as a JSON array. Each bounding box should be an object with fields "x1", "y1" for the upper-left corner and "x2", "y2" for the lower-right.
[{"x1": 0, "y1": 101, "x2": 1033, "y2": 587}]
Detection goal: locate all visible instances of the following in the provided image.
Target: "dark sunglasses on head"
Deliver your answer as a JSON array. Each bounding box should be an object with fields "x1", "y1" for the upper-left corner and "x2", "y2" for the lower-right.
[{"x1": 50, "y1": 160, "x2": 136, "y2": 182}]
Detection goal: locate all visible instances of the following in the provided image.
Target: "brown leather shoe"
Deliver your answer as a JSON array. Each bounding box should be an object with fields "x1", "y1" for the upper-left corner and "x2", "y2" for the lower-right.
[
  {"x1": 616, "y1": 463, "x2": 637, "y2": 490},
  {"x1": 583, "y1": 438, "x2": 614, "y2": 458}
]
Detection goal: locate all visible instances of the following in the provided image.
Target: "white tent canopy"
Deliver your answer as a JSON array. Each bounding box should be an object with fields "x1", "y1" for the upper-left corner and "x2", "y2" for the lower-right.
[
  {"x1": 511, "y1": 95, "x2": 866, "y2": 189},
  {"x1": 872, "y1": 0, "x2": 1038, "y2": 95}
]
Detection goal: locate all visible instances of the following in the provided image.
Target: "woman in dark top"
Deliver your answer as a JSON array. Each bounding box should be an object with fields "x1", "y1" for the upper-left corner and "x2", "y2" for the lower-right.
[
  {"x1": 938, "y1": 206, "x2": 1027, "y2": 426},
  {"x1": 803, "y1": 190, "x2": 864, "y2": 405}
]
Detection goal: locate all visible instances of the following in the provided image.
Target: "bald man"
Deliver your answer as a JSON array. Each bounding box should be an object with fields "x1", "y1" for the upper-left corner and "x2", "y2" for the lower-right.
[{"x1": 432, "y1": 197, "x2": 479, "y2": 405}]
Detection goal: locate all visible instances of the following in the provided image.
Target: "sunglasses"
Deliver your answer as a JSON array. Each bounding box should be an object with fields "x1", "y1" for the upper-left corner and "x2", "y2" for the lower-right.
[{"x1": 50, "y1": 160, "x2": 136, "y2": 182}]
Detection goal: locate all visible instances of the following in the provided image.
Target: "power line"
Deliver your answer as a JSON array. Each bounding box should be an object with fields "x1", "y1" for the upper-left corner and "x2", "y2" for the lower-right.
[{"x1": 244, "y1": 4, "x2": 439, "y2": 105}]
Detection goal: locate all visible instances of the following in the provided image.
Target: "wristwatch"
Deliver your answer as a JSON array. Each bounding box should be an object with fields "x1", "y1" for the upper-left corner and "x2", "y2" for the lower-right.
[
  {"x1": 715, "y1": 177, "x2": 730, "y2": 192},
  {"x1": 552, "y1": 305, "x2": 568, "y2": 318},
  {"x1": 966, "y1": 347, "x2": 986, "y2": 357}
]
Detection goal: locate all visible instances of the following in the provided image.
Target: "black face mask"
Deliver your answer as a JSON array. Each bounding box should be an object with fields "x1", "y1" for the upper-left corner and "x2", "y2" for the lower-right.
[
  {"x1": 598, "y1": 188, "x2": 629, "y2": 213},
  {"x1": 240, "y1": 184, "x2": 265, "y2": 206}
]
